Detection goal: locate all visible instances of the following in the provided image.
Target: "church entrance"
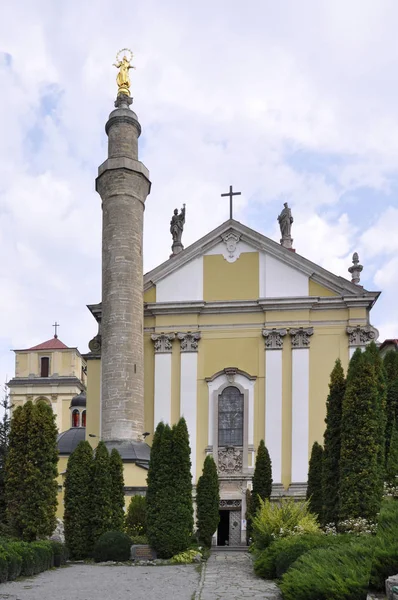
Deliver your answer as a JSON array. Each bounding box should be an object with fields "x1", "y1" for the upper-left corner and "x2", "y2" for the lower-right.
[{"x1": 217, "y1": 510, "x2": 230, "y2": 545}]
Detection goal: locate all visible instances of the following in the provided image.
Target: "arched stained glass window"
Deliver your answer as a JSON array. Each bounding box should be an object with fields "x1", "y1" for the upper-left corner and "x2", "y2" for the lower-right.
[
  {"x1": 218, "y1": 386, "x2": 244, "y2": 447},
  {"x1": 72, "y1": 409, "x2": 80, "y2": 428},
  {"x1": 81, "y1": 410, "x2": 86, "y2": 428}
]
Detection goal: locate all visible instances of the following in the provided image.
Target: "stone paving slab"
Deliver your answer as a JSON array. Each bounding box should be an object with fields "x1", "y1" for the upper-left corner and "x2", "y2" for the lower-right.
[
  {"x1": 0, "y1": 563, "x2": 199, "y2": 600},
  {"x1": 198, "y1": 552, "x2": 282, "y2": 600}
]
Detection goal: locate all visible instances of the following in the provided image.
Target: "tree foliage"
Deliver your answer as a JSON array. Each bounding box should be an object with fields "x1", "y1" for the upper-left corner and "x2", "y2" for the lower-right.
[
  {"x1": 125, "y1": 495, "x2": 146, "y2": 537},
  {"x1": 306, "y1": 441, "x2": 323, "y2": 521},
  {"x1": 339, "y1": 349, "x2": 383, "y2": 521},
  {"x1": 365, "y1": 342, "x2": 387, "y2": 492},
  {"x1": 196, "y1": 455, "x2": 219, "y2": 547},
  {"x1": 64, "y1": 441, "x2": 94, "y2": 558},
  {"x1": 109, "y1": 449, "x2": 125, "y2": 532},
  {"x1": 384, "y1": 350, "x2": 398, "y2": 465},
  {"x1": 91, "y1": 441, "x2": 113, "y2": 543},
  {"x1": 386, "y1": 419, "x2": 398, "y2": 486},
  {"x1": 5, "y1": 400, "x2": 58, "y2": 541},
  {"x1": 322, "y1": 359, "x2": 345, "y2": 525},
  {"x1": 146, "y1": 419, "x2": 193, "y2": 558},
  {"x1": 247, "y1": 440, "x2": 272, "y2": 541},
  {"x1": 0, "y1": 386, "x2": 12, "y2": 524}
]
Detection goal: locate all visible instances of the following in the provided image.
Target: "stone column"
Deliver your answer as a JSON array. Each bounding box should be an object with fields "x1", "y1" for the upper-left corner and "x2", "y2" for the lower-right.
[
  {"x1": 346, "y1": 325, "x2": 379, "y2": 359},
  {"x1": 290, "y1": 327, "x2": 313, "y2": 483},
  {"x1": 96, "y1": 95, "x2": 151, "y2": 442},
  {"x1": 151, "y1": 333, "x2": 175, "y2": 428},
  {"x1": 262, "y1": 328, "x2": 287, "y2": 484},
  {"x1": 178, "y1": 332, "x2": 201, "y2": 482}
]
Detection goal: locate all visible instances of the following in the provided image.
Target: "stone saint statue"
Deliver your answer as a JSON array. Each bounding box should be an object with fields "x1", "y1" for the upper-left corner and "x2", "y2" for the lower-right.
[
  {"x1": 170, "y1": 204, "x2": 186, "y2": 256},
  {"x1": 113, "y1": 50, "x2": 135, "y2": 96},
  {"x1": 277, "y1": 202, "x2": 294, "y2": 249}
]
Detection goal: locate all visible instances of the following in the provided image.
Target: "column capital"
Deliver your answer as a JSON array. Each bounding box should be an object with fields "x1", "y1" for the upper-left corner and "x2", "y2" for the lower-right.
[
  {"x1": 177, "y1": 331, "x2": 201, "y2": 352},
  {"x1": 151, "y1": 333, "x2": 175, "y2": 353},
  {"x1": 346, "y1": 325, "x2": 379, "y2": 346},
  {"x1": 290, "y1": 327, "x2": 314, "y2": 348},
  {"x1": 262, "y1": 328, "x2": 287, "y2": 350}
]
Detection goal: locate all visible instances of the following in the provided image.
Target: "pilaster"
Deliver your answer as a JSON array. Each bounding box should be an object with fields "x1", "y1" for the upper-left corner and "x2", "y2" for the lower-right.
[{"x1": 151, "y1": 334, "x2": 175, "y2": 427}]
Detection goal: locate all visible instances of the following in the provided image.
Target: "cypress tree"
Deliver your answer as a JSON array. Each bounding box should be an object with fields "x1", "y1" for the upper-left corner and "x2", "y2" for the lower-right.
[
  {"x1": 384, "y1": 350, "x2": 398, "y2": 464},
  {"x1": 386, "y1": 419, "x2": 398, "y2": 487},
  {"x1": 91, "y1": 441, "x2": 113, "y2": 543},
  {"x1": 322, "y1": 359, "x2": 345, "y2": 525},
  {"x1": 365, "y1": 342, "x2": 387, "y2": 493},
  {"x1": 196, "y1": 455, "x2": 219, "y2": 547},
  {"x1": 0, "y1": 387, "x2": 12, "y2": 524},
  {"x1": 109, "y1": 449, "x2": 125, "y2": 532},
  {"x1": 64, "y1": 441, "x2": 94, "y2": 558},
  {"x1": 247, "y1": 440, "x2": 272, "y2": 540},
  {"x1": 306, "y1": 441, "x2": 323, "y2": 521},
  {"x1": 6, "y1": 400, "x2": 58, "y2": 541},
  {"x1": 151, "y1": 423, "x2": 175, "y2": 557},
  {"x1": 339, "y1": 349, "x2": 382, "y2": 521},
  {"x1": 146, "y1": 421, "x2": 165, "y2": 550},
  {"x1": 170, "y1": 418, "x2": 193, "y2": 552}
]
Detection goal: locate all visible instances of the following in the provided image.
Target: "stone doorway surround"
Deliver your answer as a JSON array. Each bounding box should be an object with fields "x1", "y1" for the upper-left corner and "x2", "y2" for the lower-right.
[{"x1": 214, "y1": 498, "x2": 245, "y2": 546}]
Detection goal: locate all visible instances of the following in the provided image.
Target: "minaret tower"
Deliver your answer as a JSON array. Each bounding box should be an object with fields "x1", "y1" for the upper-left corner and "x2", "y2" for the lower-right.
[{"x1": 96, "y1": 50, "x2": 151, "y2": 444}]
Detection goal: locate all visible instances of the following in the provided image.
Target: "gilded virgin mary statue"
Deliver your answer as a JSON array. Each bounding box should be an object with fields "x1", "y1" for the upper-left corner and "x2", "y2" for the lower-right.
[{"x1": 113, "y1": 49, "x2": 134, "y2": 96}]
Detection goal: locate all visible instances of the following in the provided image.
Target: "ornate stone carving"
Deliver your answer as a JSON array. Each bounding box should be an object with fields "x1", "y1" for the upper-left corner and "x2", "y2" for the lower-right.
[
  {"x1": 277, "y1": 202, "x2": 294, "y2": 249},
  {"x1": 177, "y1": 331, "x2": 201, "y2": 352},
  {"x1": 51, "y1": 394, "x2": 58, "y2": 402},
  {"x1": 218, "y1": 447, "x2": 243, "y2": 475},
  {"x1": 151, "y1": 333, "x2": 175, "y2": 353},
  {"x1": 219, "y1": 499, "x2": 242, "y2": 509},
  {"x1": 222, "y1": 232, "x2": 241, "y2": 263},
  {"x1": 348, "y1": 252, "x2": 363, "y2": 285},
  {"x1": 290, "y1": 327, "x2": 314, "y2": 348},
  {"x1": 88, "y1": 334, "x2": 102, "y2": 355},
  {"x1": 262, "y1": 328, "x2": 287, "y2": 349},
  {"x1": 346, "y1": 325, "x2": 379, "y2": 346},
  {"x1": 170, "y1": 205, "x2": 186, "y2": 256}
]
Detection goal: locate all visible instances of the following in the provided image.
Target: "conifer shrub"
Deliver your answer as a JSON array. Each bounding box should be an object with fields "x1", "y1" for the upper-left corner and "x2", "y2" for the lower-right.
[
  {"x1": 196, "y1": 455, "x2": 219, "y2": 547},
  {"x1": 254, "y1": 533, "x2": 351, "y2": 580},
  {"x1": 91, "y1": 441, "x2": 113, "y2": 544},
  {"x1": 109, "y1": 449, "x2": 125, "y2": 532},
  {"x1": 146, "y1": 422, "x2": 164, "y2": 552},
  {"x1": 339, "y1": 349, "x2": 383, "y2": 522},
  {"x1": 2, "y1": 544, "x2": 21, "y2": 580},
  {"x1": 252, "y1": 497, "x2": 320, "y2": 551},
  {"x1": 170, "y1": 418, "x2": 193, "y2": 553},
  {"x1": 384, "y1": 350, "x2": 398, "y2": 462},
  {"x1": 386, "y1": 420, "x2": 398, "y2": 486},
  {"x1": 5, "y1": 401, "x2": 58, "y2": 541},
  {"x1": 247, "y1": 440, "x2": 272, "y2": 541},
  {"x1": 279, "y1": 540, "x2": 374, "y2": 600},
  {"x1": 322, "y1": 359, "x2": 345, "y2": 526},
  {"x1": 93, "y1": 530, "x2": 132, "y2": 563},
  {"x1": 125, "y1": 495, "x2": 146, "y2": 538},
  {"x1": 64, "y1": 441, "x2": 94, "y2": 559},
  {"x1": 306, "y1": 442, "x2": 323, "y2": 521},
  {"x1": 369, "y1": 499, "x2": 398, "y2": 591},
  {"x1": 0, "y1": 548, "x2": 8, "y2": 583}
]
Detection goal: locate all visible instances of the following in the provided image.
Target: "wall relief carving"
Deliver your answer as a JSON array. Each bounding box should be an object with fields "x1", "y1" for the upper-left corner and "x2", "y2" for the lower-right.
[{"x1": 218, "y1": 447, "x2": 243, "y2": 475}]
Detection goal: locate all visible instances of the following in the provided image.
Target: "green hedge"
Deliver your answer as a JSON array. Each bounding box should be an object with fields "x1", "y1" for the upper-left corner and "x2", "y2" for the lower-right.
[
  {"x1": 93, "y1": 531, "x2": 132, "y2": 563},
  {"x1": 254, "y1": 534, "x2": 353, "y2": 580},
  {"x1": 0, "y1": 540, "x2": 68, "y2": 582},
  {"x1": 369, "y1": 499, "x2": 398, "y2": 591},
  {"x1": 279, "y1": 540, "x2": 373, "y2": 600}
]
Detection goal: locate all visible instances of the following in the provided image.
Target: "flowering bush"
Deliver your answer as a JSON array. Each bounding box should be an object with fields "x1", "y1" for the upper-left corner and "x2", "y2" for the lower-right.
[
  {"x1": 170, "y1": 548, "x2": 202, "y2": 564},
  {"x1": 337, "y1": 517, "x2": 377, "y2": 536},
  {"x1": 384, "y1": 480, "x2": 398, "y2": 499},
  {"x1": 252, "y1": 498, "x2": 320, "y2": 551}
]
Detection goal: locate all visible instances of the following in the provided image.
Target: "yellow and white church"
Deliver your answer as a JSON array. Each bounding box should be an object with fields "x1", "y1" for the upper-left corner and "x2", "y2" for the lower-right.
[{"x1": 8, "y1": 58, "x2": 381, "y2": 546}]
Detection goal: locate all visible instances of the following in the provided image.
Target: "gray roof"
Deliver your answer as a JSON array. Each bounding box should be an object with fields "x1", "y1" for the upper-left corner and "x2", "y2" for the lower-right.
[
  {"x1": 70, "y1": 392, "x2": 86, "y2": 407},
  {"x1": 103, "y1": 440, "x2": 151, "y2": 468},
  {"x1": 57, "y1": 428, "x2": 86, "y2": 455}
]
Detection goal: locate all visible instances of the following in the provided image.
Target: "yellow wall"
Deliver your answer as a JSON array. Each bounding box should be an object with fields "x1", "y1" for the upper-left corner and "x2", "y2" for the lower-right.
[
  {"x1": 203, "y1": 252, "x2": 259, "y2": 301},
  {"x1": 144, "y1": 286, "x2": 156, "y2": 303},
  {"x1": 309, "y1": 280, "x2": 339, "y2": 297}
]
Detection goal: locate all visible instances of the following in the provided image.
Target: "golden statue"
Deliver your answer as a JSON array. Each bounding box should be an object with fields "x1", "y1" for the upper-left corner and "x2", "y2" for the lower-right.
[{"x1": 114, "y1": 48, "x2": 135, "y2": 96}]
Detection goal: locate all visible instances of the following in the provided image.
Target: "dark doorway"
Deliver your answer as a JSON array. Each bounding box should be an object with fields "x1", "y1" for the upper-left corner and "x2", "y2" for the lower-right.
[{"x1": 217, "y1": 510, "x2": 230, "y2": 546}]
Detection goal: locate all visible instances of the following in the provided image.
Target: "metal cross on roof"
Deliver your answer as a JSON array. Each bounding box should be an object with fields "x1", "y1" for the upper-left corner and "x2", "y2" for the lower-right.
[
  {"x1": 52, "y1": 321, "x2": 60, "y2": 339},
  {"x1": 221, "y1": 185, "x2": 241, "y2": 220}
]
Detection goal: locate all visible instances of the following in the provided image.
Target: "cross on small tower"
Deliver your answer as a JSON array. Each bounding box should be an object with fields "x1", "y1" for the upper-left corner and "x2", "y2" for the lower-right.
[
  {"x1": 52, "y1": 322, "x2": 60, "y2": 339},
  {"x1": 221, "y1": 185, "x2": 241, "y2": 220}
]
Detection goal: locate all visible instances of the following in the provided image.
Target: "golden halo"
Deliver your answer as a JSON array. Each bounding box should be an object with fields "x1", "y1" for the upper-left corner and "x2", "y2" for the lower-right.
[{"x1": 116, "y1": 48, "x2": 133, "y2": 62}]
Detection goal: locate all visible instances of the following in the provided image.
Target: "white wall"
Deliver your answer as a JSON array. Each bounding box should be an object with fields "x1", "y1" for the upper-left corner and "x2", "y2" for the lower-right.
[
  {"x1": 291, "y1": 348, "x2": 310, "y2": 482},
  {"x1": 260, "y1": 253, "x2": 308, "y2": 298},
  {"x1": 153, "y1": 353, "x2": 172, "y2": 427},
  {"x1": 180, "y1": 352, "x2": 198, "y2": 482},
  {"x1": 265, "y1": 350, "x2": 283, "y2": 483},
  {"x1": 156, "y1": 257, "x2": 203, "y2": 302}
]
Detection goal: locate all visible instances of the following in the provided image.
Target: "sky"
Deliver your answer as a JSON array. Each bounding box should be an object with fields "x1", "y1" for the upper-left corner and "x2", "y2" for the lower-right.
[{"x1": 0, "y1": 0, "x2": 397, "y2": 388}]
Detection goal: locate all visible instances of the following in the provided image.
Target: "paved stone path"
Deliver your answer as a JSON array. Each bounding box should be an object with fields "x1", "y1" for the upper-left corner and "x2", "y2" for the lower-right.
[
  {"x1": 198, "y1": 552, "x2": 282, "y2": 600},
  {"x1": 0, "y1": 563, "x2": 199, "y2": 600}
]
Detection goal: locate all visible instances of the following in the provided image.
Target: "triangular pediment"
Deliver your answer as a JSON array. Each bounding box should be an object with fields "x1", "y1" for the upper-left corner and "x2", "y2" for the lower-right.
[{"x1": 144, "y1": 219, "x2": 377, "y2": 301}]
